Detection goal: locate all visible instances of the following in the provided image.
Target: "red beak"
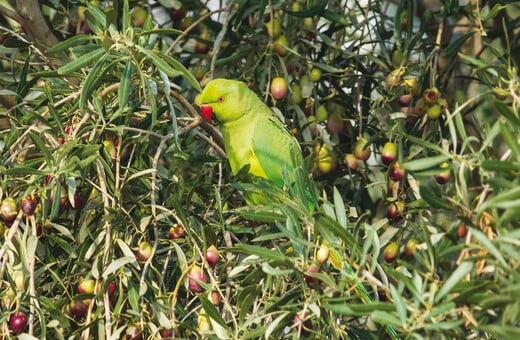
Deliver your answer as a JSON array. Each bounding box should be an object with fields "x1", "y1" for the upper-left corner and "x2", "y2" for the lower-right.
[{"x1": 200, "y1": 104, "x2": 213, "y2": 122}]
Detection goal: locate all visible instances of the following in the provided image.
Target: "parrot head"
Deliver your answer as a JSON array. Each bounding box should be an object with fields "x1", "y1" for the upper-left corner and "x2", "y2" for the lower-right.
[{"x1": 199, "y1": 79, "x2": 251, "y2": 123}]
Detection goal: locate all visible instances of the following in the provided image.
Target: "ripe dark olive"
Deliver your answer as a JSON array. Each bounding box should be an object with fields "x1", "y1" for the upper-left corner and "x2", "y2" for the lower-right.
[
  {"x1": 293, "y1": 312, "x2": 312, "y2": 336},
  {"x1": 384, "y1": 242, "x2": 399, "y2": 263},
  {"x1": 134, "y1": 241, "x2": 153, "y2": 262},
  {"x1": 108, "y1": 281, "x2": 117, "y2": 296},
  {"x1": 398, "y1": 93, "x2": 413, "y2": 106},
  {"x1": 0, "y1": 197, "x2": 18, "y2": 223},
  {"x1": 50, "y1": 187, "x2": 68, "y2": 211},
  {"x1": 169, "y1": 224, "x2": 186, "y2": 239},
  {"x1": 404, "y1": 238, "x2": 419, "y2": 257},
  {"x1": 68, "y1": 300, "x2": 88, "y2": 319},
  {"x1": 72, "y1": 190, "x2": 84, "y2": 210},
  {"x1": 21, "y1": 194, "x2": 38, "y2": 216},
  {"x1": 387, "y1": 201, "x2": 404, "y2": 222},
  {"x1": 435, "y1": 162, "x2": 451, "y2": 184},
  {"x1": 389, "y1": 162, "x2": 405, "y2": 181},
  {"x1": 458, "y1": 224, "x2": 467, "y2": 239},
  {"x1": 211, "y1": 291, "x2": 222, "y2": 305},
  {"x1": 9, "y1": 311, "x2": 27, "y2": 335},
  {"x1": 206, "y1": 245, "x2": 219, "y2": 267},
  {"x1": 189, "y1": 265, "x2": 207, "y2": 293},
  {"x1": 169, "y1": 6, "x2": 187, "y2": 22},
  {"x1": 125, "y1": 324, "x2": 143, "y2": 340},
  {"x1": 304, "y1": 263, "x2": 320, "y2": 286},
  {"x1": 381, "y1": 142, "x2": 397, "y2": 166},
  {"x1": 160, "y1": 328, "x2": 174, "y2": 338}
]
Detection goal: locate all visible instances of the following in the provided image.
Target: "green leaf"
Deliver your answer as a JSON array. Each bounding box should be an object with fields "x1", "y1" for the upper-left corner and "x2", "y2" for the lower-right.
[
  {"x1": 265, "y1": 312, "x2": 290, "y2": 339},
  {"x1": 122, "y1": 0, "x2": 130, "y2": 32},
  {"x1": 161, "y1": 54, "x2": 202, "y2": 92},
  {"x1": 403, "y1": 155, "x2": 450, "y2": 172},
  {"x1": 333, "y1": 186, "x2": 347, "y2": 228},
  {"x1": 47, "y1": 35, "x2": 101, "y2": 54},
  {"x1": 119, "y1": 57, "x2": 133, "y2": 111},
  {"x1": 102, "y1": 256, "x2": 136, "y2": 279},
  {"x1": 172, "y1": 242, "x2": 188, "y2": 271},
  {"x1": 435, "y1": 261, "x2": 474, "y2": 303},
  {"x1": 85, "y1": 2, "x2": 106, "y2": 34},
  {"x1": 424, "y1": 319, "x2": 465, "y2": 330},
  {"x1": 231, "y1": 244, "x2": 288, "y2": 262},
  {"x1": 57, "y1": 48, "x2": 105, "y2": 75},
  {"x1": 285, "y1": 0, "x2": 327, "y2": 17},
  {"x1": 79, "y1": 54, "x2": 114, "y2": 110},
  {"x1": 139, "y1": 28, "x2": 184, "y2": 37},
  {"x1": 480, "y1": 3, "x2": 506, "y2": 21},
  {"x1": 391, "y1": 284, "x2": 406, "y2": 325},
  {"x1": 404, "y1": 133, "x2": 446, "y2": 154},
  {"x1": 500, "y1": 121, "x2": 520, "y2": 160},
  {"x1": 238, "y1": 207, "x2": 286, "y2": 222},
  {"x1": 28, "y1": 131, "x2": 52, "y2": 162},
  {"x1": 479, "y1": 186, "x2": 520, "y2": 212},
  {"x1": 135, "y1": 46, "x2": 182, "y2": 77},
  {"x1": 127, "y1": 279, "x2": 140, "y2": 312},
  {"x1": 370, "y1": 310, "x2": 402, "y2": 328},
  {"x1": 326, "y1": 302, "x2": 395, "y2": 315},
  {"x1": 315, "y1": 213, "x2": 360, "y2": 257},
  {"x1": 471, "y1": 228, "x2": 508, "y2": 268},
  {"x1": 261, "y1": 262, "x2": 293, "y2": 276},
  {"x1": 237, "y1": 285, "x2": 262, "y2": 323},
  {"x1": 481, "y1": 159, "x2": 520, "y2": 174},
  {"x1": 199, "y1": 295, "x2": 229, "y2": 329},
  {"x1": 494, "y1": 99, "x2": 520, "y2": 127},
  {"x1": 444, "y1": 32, "x2": 474, "y2": 56}
]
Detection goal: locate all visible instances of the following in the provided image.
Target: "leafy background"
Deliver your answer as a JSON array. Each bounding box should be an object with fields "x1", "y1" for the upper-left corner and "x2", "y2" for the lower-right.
[{"x1": 0, "y1": 0, "x2": 519, "y2": 339}]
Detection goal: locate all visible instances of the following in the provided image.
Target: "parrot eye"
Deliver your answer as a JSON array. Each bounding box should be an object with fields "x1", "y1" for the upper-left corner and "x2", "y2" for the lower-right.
[{"x1": 217, "y1": 96, "x2": 225, "y2": 102}]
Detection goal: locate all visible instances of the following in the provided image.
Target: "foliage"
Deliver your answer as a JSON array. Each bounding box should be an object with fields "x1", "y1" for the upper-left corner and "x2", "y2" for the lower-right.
[{"x1": 0, "y1": 0, "x2": 519, "y2": 338}]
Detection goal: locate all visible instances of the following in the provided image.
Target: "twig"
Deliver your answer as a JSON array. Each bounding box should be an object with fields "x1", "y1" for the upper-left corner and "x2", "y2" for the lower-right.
[
  {"x1": 169, "y1": 87, "x2": 226, "y2": 157},
  {"x1": 0, "y1": 211, "x2": 23, "y2": 278},
  {"x1": 166, "y1": 9, "x2": 228, "y2": 54},
  {"x1": 28, "y1": 215, "x2": 40, "y2": 335},
  {"x1": 209, "y1": 3, "x2": 234, "y2": 80}
]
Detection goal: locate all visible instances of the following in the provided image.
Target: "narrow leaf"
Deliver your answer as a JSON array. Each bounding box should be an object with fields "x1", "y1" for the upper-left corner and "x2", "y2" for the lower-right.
[
  {"x1": 403, "y1": 155, "x2": 450, "y2": 172},
  {"x1": 102, "y1": 256, "x2": 136, "y2": 279},
  {"x1": 231, "y1": 244, "x2": 288, "y2": 262},
  {"x1": 119, "y1": 57, "x2": 133, "y2": 111},
  {"x1": 435, "y1": 261, "x2": 474, "y2": 303},
  {"x1": 500, "y1": 121, "x2": 520, "y2": 160},
  {"x1": 47, "y1": 35, "x2": 100, "y2": 53},
  {"x1": 161, "y1": 54, "x2": 202, "y2": 92},
  {"x1": 136, "y1": 46, "x2": 181, "y2": 77},
  {"x1": 58, "y1": 48, "x2": 105, "y2": 75}
]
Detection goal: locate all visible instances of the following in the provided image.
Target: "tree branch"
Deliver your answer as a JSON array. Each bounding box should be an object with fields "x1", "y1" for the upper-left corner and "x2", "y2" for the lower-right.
[{"x1": 10, "y1": 0, "x2": 67, "y2": 68}]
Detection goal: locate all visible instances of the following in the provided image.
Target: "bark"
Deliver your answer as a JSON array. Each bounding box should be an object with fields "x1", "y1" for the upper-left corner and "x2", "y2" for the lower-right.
[{"x1": 0, "y1": 1, "x2": 66, "y2": 69}]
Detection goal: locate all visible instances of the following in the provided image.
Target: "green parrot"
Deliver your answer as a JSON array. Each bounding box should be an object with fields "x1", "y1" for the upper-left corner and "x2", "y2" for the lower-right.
[{"x1": 199, "y1": 78, "x2": 304, "y2": 190}]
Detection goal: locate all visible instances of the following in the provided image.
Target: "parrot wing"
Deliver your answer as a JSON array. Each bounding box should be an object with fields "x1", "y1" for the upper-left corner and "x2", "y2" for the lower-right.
[{"x1": 251, "y1": 115, "x2": 303, "y2": 188}]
